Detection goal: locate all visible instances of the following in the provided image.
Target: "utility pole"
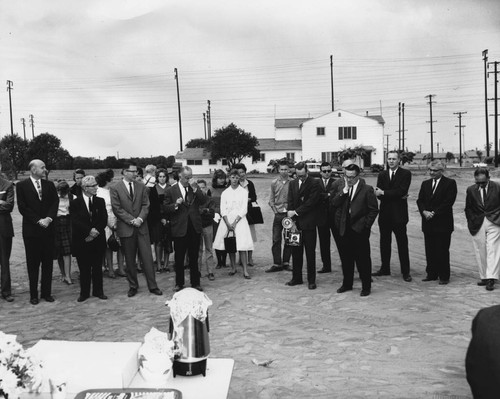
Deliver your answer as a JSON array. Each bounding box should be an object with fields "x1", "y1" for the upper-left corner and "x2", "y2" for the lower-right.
[
  {"x1": 483, "y1": 50, "x2": 490, "y2": 156},
  {"x1": 384, "y1": 134, "x2": 391, "y2": 162},
  {"x1": 203, "y1": 113, "x2": 207, "y2": 140},
  {"x1": 29, "y1": 114, "x2": 35, "y2": 138},
  {"x1": 488, "y1": 61, "x2": 499, "y2": 167},
  {"x1": 425, "y1": 95, "x2": 437, "y2": 161},
  {"x1": 402, "y1": 103, "x2": 406, "y2": 152},
  {"x1": 454, "y1": 111, "x2": 467, "y2": 167},
  {"x1": 174, "y1": 68, "x2": 183, "y2": 151},
  {"x1": 207, "y1": 100, "x2": 211, "y2": 139},
  {"x1": 398, "y1": 102, "x2": 401, "y2": 151},
  {"x1": 330, "y1": 54, "x2": 334, "y2": 112},
  {"x1": 436, "y1": 142, "x2": 440, "y2": 153},
  {"x1": 6, "y1": 80, "x2": 14, "y2": 136},
  {"x1": 20, "y1": 117, "x2": 26, "y2": 140}
]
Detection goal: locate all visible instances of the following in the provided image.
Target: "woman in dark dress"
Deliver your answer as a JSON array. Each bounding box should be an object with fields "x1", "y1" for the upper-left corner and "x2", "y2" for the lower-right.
[
  {"x1": 155, "y1": 168, "x2": 172, "y2": 272},
  {"x1": 211, "y1": 169, "x2": 228, "y2": 268}
]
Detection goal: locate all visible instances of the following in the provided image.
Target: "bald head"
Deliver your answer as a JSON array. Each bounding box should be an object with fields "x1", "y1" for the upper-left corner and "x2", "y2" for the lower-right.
[{"x1": 29, "y1": 159, "x2": 47, "y2": 179}]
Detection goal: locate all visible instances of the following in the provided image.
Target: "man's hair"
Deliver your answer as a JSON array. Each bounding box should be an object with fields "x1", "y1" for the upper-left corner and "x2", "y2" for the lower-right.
[
  {"x1": 228, "y1": 168, "x2": 239, "y2": 177},
  {"x1": 474, "y1": 167, "x2": 490, "y2": 178},
  {"x1": 278, "y1": 160, "x2": 289, "y2": 167},
  {"x1": 320, "y1": 161, "x2": 331, "y2": 168},
  {"x1": 179, "y1": 166, "x2": 192, "y2": 175},
  {"x1": 56, "y1": 179, "x2": 70, "y2": 196},
  {"x1": 123, "y1": 161, "x2": 137, "y2": 170},
  {"x1": 429, "y1": 160, "x2": 445, "y2": 170},
  {"x1": 81, "y1": 175, "x2": 96, "y2": 187},
  {"x1": 95, "y1": 172, "x2": 108, "y2": 188},
  {"x1": 345, "y1": 163, "x2": 360, "y2": 175},
  {"x1": 197, "y1": 179, "x2": 207, "y2": 185},
  {"x1": 73, "y1": 169, "x2": 85, "y2": 180},
  {"x1": 233, "y1": 163, "x2": 247, "y2": 172},
  {"x1": 145, "y1": 164, "x2": 156, "y2": 175},
  {"x1": 295, "y1": 162, "x2": 307, "y2": 171},
  {"x1": 387, "y1": 151, "x2": 400, "y2": 159}
]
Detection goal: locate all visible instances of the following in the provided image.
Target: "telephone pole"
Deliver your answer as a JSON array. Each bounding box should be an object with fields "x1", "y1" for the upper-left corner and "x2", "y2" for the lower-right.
[
  {"x1": 483, "y1": 50, "x2": 490, "y2": 156},
  {"x1": 174, "y1": 68, "x2": 183, "y2": 151},
  {"x1": 402, "y1": 103, "x2": 406, "y2": 152},
  {"x1": 20, "y1": 117, "x2": 26, "y2": 140},
  {"x1": 203, "y1": 113, "x2": 207, "y2": 139},
  {"x1": 207, "y1": 100, "x2": 211, "y2": 139},
  {"x1": 384, "y1": 134, "x2": 391, "y2": 162},
  {"x1": 330, "y1": 54, "x2": 334, "y2": 112},
  {"x1": 454, "y1": 111, "x2": 467, "y2": 167},
  {"x1": 6, "y1": 80, "x2": 14, "y2": 136},
  {"x1": 425, "y1": 95, "x2": 437, "y2": 161},
  {"x1": 398, "y1": 102, "x2": 401, "y2": 151},
  {"x1": 29, "y1": 114, "x2": 35, "y2": 138},
  {"x1": 488, "y1": 61, "x2": 499, "y2": 167}
]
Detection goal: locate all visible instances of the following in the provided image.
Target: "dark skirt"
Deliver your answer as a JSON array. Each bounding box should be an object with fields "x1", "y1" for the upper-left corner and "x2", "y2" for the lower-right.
[
  {"x1": 148, "y1": 218, "x2": 162, "y2": 244},
  {"x1": 54, "y1": 215, "x2": 72, "y2": 257}
]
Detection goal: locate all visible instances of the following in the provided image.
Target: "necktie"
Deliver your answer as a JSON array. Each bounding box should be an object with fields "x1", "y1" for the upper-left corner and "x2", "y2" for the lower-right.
[
  {"x1": 390, "y1": 171, "x2": 394, "y2": 181},
  {"x1": 480, "y1": 187, "x2": 485, "y2": 205},
  {"x1": 35, "y1": 180, "x2": 42, "y2": 200},
  {"x1": 298, "y1": 179, "x2": 302, "y2": 189},
  {"x1": 186, "y1": 185, "x2": 194, "y2": 204},
  {"x1": 88, "y1": 196, "x2": 93, "y2": 220},
  {"x1": 431, "y1": 179, "x2": 437, "y2": 194},
  {"x1": 129, "y1": 182, "x2": 134, "y2": 200}
]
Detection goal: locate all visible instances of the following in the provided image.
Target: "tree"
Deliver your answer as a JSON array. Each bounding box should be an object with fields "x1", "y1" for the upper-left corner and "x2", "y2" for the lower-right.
[
  {"x1": 338, "y1": 146, "x2": 367, "y2": 162},
  {"x1": 445, "y1": 152, "x2": 455, "y2": 163},
  {"x1": 0, "y1": 134, "x2": 29, "y2": 179},
  {"x1": 209, "y1": 123, "x2": 259, "y2": 169},
  {"x1": 267, "y1": 157, "x2": 295, "y2": 173},
  {"x1": 26, "y1": 133, "x2": 73, "y2": 176},
  {"x1": 399, "y1": 151, "x2": 415, "y2": 165},
  {"x1": 166, "y1": 156, "x2": 176, "y2": 168},
  {"x1": 185, "y1": 138, "x2": 211, "y2": 148}
]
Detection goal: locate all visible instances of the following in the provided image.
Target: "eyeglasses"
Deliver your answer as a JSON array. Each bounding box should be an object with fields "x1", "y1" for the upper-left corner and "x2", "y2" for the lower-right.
[
  {"x1": 125, "y1": 169, "x2": 138, "y2": 173},
  {"x1": 85, "y1": 184, "x2": 98, "y2": 188},
  {"x1": 321, "y1": 170, "x2": 332, "y2": 173},
  {"x1": 429, "y1": 169, "x2": 442, "y2": 172}
]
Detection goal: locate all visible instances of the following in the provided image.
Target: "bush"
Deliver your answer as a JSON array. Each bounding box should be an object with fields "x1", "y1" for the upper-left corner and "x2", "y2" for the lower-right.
[{"x1": 370, "y1": 164, "x2": 384, "y2": 173}]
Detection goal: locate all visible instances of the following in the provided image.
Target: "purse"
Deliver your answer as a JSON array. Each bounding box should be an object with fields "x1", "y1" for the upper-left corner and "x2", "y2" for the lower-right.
[
  {"x1": 107, "y1": 232, "x2": 120, "y2": 252},
  {"x1": 224, "y1": 230, "x2": 237, "y2": 253},
  {"x1": 247, "y1": 202, "x2": 264, "y2": 225}
]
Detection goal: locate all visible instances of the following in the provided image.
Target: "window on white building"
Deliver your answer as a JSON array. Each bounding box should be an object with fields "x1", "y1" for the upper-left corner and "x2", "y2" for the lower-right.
[
  {"x1": 187, "y1": 159, "x2": 202, "y2": 165},
  {"x1": 317, "y1": 127, "x2": 325, "y2": 136},
  {"x1": 338, "y1": 126, "x2": 357, "y2": 140},
  {"x1": 321, "y1": 152, "x2": 335, "y2": 162},
  {"x1": 286, "y1": 152, "x2": 295, "y2": 162},
  {"x1": 209, "y1": 159, "x2": 217, "y2": 165},
  {"x1": 259, "y1": 153, "x2": 266, "y2": 162}
]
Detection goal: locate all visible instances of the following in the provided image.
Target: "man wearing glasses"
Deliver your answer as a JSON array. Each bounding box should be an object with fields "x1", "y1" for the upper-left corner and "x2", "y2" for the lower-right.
[
  {"x1": 317, "y1": 162, "x2": 336, "y2": 274},
  {"x1": 110, "y1": 161, "x2": 162, "y2": 297},
  {"x1": 465, "y1": 167, "x2": 500, "y2": 291},
  {"x1": 416, "y1": 160, "x2": 457, "y2": 285}
]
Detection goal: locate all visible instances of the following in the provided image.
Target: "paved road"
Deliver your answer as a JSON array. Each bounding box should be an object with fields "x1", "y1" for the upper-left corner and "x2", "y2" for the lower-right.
[{"x1": 1, "y1": 171, "x2": 495, "y2": 398}]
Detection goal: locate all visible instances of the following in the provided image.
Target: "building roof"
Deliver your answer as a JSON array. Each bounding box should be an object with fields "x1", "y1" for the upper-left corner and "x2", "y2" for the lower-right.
[
  {"x1": 257, "y1": 139, "x2": 302, "y2": 151},
  {"x1": 365, "y1": 115, "x2": 386, "y2": 125},
  {"x1": 275, "y1": 118, "x2": 313, "y2": 128},
  {"x1": 175, "y1": 148, "x2": 212, "y2": 160}
]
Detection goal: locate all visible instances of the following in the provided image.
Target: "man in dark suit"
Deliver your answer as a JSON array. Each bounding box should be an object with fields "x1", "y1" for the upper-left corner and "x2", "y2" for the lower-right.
[
  {"x1": 416, "y1": 160, "x2": 457, "y2": 284},
  {"x1": 373, "y1": 151, "x2": 412, "y2": 282},
  {"x1": 317, "y1": 161, "x2": 336, "y2": 274},
  {"x1": 332, "y1": 163, "x2": 379, "y2": 297},
  {"x1": 16, "y1": 159, "x2": 59, "y2": 305},
  {"x1": 110, "y1": 161, "x2": 162, "y2": 297},
  {"x1": 70, "y1": 176, "x2": 108, "y2": 302},
  {"x1": 0, "y1": 164, "x2": 14, "y2": 302},
  {"x1": 285, "y1": 162, "x2": 321, "y2": 290},
  {"x1": 466, "y1": 304, "x2": 500, "y2": 398},
  {"x1": 70, "y1": 169, "x2": 85, "y2": 197},
  {"x1": 164, "y1": 166, "x2": 207, "y2": 292},
  {"x1": 464, "y1": 167, "x2": 500, "y2": 291}
]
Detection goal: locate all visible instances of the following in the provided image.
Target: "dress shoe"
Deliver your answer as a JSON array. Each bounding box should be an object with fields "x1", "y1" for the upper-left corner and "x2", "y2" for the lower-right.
[
  {"x1": 2, "y1": 295, "x2": 14, "y2": 302},
  {"x1": 438, "y1": 280, "x2": 449, "y2": 285},
  {"x1": 149, "y1": 288, "x2": 163, "y2": 296},
  {"x1": 77, "y1": 296, "x2": 88, "y2": 302},
  {"x1": 283, "y1": 264, "x2": 293, "y2": 272},
  {"x1": 192, "y1": 285, "x2": 204, "y2": 291},
  {"x1": 265, "y1": 265, "x2": 283, "y2": 273},
  {"x1": 285, "y1": 280, "x2": 303, "y2": 286},
  {"x1": 174, "y1": 285, "x2": 184, "y2": 292},
  {"x1": 318, "y1": 268, "x2": 331, "y2": 274},
  {"x1": 208, "y1": 273, "x2": 215, "y2": 281},
  {"x1": 477, "y1": 279, "x2": 487, "y2": 286},
  {"x1": 403, "y1": 274, "x2": 412, "y2": 282},
  {"x1": 30, "y1": 298, "x2": 39, "y2": 305},
  {"x1": 127, "y1": 288, "x2": 138, "y2": 297},
  {"x1": 360, "y1": 289, "x2": 371, "y2": 297},
  {"x1": 336, "y1": 286, "x2": 352, "y2": 293},
  {"x1": 42, "y1": 295, "x2": 55, "y2": 302},
  {"x1": 372, "y1": 269, "x2": 390, "y2": 277},
  {"x1": 486, "y1": 279, "x2": 495, "y2": 291},
  {"x1": 422, "y1": 276, "x2": 438, "y2": 282},
  {"x1": 95, "y1": 294, "x2": 108, "y2": 300},
  {"x1": 308, "y1": 283, "x2": 317, "y2": 290}
]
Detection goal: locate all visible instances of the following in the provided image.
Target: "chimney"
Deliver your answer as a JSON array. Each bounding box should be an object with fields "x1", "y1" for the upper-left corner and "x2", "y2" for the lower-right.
[{"x1": 366, "y1": 111, "x2": 369, "y2": 116}]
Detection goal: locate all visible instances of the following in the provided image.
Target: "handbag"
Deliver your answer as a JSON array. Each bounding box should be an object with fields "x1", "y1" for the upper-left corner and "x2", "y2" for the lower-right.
[
  {"x1": 247, "y1": 202, "x2": 264, "y2": 225},
  {"x1": 107, "y1": 232, "x2": 120, "y2": 252},
  {"x1": 224, "y1": 230, "x2": 237, "y2": 253}
]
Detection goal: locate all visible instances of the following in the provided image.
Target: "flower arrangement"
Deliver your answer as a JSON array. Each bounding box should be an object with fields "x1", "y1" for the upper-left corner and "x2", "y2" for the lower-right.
[
  {"x1": 0, "y1": 332, "x2": 42, "y2": 398},
  {"x1": 137, "y1": 328, "x2": 181, "y2": 382}
]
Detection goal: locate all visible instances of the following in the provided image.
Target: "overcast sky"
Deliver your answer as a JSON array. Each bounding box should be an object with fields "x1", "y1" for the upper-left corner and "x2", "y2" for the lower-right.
[{"x1": 1, "y1": 0, "x2": 500, "y2": 160}]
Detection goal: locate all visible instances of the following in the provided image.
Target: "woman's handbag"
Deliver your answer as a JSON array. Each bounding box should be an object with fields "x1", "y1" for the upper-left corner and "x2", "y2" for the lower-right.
[
  {"x1": 107, "y1": 232, "x2": 120, "y2": 252},
  {"x1": 247, "y1": 202, "x2": 264, "y2": 225},
  {"x1": 224, "y1": 230, "x2": 237, "y2": 253}
]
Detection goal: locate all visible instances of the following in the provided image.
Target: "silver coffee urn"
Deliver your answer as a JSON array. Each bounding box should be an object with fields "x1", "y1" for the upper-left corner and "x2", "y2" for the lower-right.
[{"x1": 167, "y1": 288, "x2": 212, "y2": 377}]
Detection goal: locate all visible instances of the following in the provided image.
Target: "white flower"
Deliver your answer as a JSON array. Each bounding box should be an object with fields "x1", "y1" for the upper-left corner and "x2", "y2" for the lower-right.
[{"x1": 0, "y1": 364, "x2": 19, "y2": 397}]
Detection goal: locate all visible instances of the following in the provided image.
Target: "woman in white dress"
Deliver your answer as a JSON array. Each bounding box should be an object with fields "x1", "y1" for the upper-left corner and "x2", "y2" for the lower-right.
[{"x1": 213, "y1": 169, "x2": 254, "y2": 279}]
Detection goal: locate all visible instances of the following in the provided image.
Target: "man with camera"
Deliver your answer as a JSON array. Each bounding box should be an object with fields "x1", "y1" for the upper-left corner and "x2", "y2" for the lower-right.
[{"x1": 285, "y1": 162, "x2": 321, "y2": 290}]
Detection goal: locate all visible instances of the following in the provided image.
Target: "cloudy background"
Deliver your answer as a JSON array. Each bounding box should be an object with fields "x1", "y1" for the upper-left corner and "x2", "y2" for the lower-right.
[{"x1": 1, "y1": 0, "x2": 500, "y2": 159}]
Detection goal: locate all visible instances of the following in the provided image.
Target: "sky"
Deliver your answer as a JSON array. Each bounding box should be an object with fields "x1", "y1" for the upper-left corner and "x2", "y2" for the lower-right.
[{"x1": 1, "y1": 0, "x2": 500, "y2": 160}]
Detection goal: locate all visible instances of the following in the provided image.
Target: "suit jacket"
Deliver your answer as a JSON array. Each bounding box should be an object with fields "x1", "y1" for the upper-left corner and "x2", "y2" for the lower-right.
[
  {"x1": 287, "y1": 176, "x2": 321, "y2": 230},
  {"x1": 465, "y1": 180, "x2": 500, "y2": 236},
  {"x1": 416, "y1": 176, "x2": 457, "y2": 234},
  {"x1": 331, "y1": 179, "x2": 379, "y2": 236},
  {"x1": 0, "y1": 177, "x2": 14, "y2": 238},
  {"x1": 376, "y1": 168, "x2": 411, "y2": 225},
  {"x1": 317, "y1": 177, "x2": 336, "y2": 226},
  {"x1": 164, "y1": 183, "x2": 207, "y2": 237},
  {"x1": 110, "y1": 180, "x2": 150, "y2": 238},
  {"x1": 70, "y1": 195, "x2": 107, "y2": 257},
  {"x1": 16, "y1": 178, "x2": 59, "y2": 238}
]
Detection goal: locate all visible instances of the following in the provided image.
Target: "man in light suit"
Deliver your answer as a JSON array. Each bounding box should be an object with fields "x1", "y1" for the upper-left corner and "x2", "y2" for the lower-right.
[
  {"x1": 164, "y1": 166, "x2": 207, "y2": 292},
  {"x1": 71, "y1": 176, "x2": 108, "y2": 302},
  {"x1": 16, "y1": 159, "x2": 59, "y2": 305},
  {"x1": 332, "y1": 163, "x2": 379, "y2": 297},
  {"x1": 110, "y1": 161, "x2": 162, "y2": 297},
  {"x1": 317, "y1": 161, "x2": 336, "y2": 274},
  {"x1": 464, "y1": 167, "x2": 500, "y2": 291},
  {"x1": 285, "y1": 162, "x2": 321, "y2": 290},
  {"x1": 0, "y1": 163, "x2": 14, "y2": 302},
  {"x1": 416, "y1": 160, "x2": 457, "y2": 285},
  {"x1": 373, "y1": 151, "x2": 412, "y2": 282}
]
